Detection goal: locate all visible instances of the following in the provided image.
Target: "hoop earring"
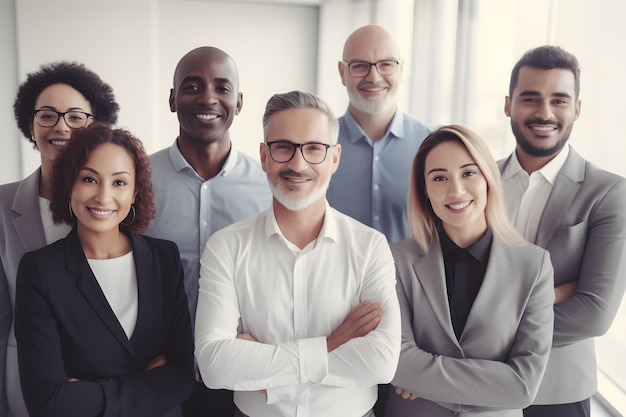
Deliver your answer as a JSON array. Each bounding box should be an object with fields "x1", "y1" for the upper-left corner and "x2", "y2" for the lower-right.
[
  {"x1": 121, "y1": 205, "x2": 136, "y2": 226},
  {"x1": 68, "y1": 201, "x2": 74, "y2": 218}
]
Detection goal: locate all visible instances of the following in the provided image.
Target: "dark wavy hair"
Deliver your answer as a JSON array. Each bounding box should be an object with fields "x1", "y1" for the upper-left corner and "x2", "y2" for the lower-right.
[
  {"x1": 50, "y1": 123, "x2": 155, "y2": 233},
  {"x1": 13, "y1": 61, "x2": 119, "y2": 146}
]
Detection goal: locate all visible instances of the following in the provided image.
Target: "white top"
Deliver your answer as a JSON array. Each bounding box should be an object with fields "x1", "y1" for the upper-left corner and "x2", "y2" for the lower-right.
[
  {"x1": 501, "y1": 145, "x2": 569, "y2": 242},
  {"x1": 88, "y1": 251, "x2": 138, "y2": 339},
  {"x1": 195, "y1": 203, "x2": 401, "y2": 417},
  {"x1": 39, "y1": 197, "x2": 71, "y2": 244}
]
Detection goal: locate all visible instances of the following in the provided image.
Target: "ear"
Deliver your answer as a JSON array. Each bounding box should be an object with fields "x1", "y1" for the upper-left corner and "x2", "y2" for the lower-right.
[
  {"x1": 338, "y1": 61, "x2": 347, "y2": 86},
  {"x1": 169, "y1": 89, "x2": 176, "y2": 113},
  {"x1": 504, "y1": 96, "x2": 512, "y2": 117},
  {"x1": 235, "y1": 92, "x2": 243, "y2": 115},
  {"x1": 259, "y1": 142, "x2": 269, "y2": 173},
  {"x1": 330, "y1": 144, "x2": 342, "y2": 175},
  {"x1": 574, "y1": 99, "x2": 582, "y2": 120}
]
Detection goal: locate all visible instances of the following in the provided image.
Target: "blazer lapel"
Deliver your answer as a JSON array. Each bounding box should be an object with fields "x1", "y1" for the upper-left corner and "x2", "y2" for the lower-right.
[
  {"x1": 128, "y1": 234, "x2": 158, "y2": 355},
  {"x1": 12, "y1": 170, "x2": 47, "y2": 252},
  {"x1": 536, "y1": 149, "x2": 584, "y2": 247},
  {"x1": 413, "y1": 246, "x2": 459, "y2": 345},
  {"x1": 65, "y1": 229, "x2": 134, "y2": 355}
]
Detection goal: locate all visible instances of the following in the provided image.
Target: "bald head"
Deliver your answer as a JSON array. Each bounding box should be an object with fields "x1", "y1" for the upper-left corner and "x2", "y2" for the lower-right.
[
  {"x1": 342, "y1": 25, "x2": 401, "y2": 62},
  {"x1": 173, "y1": 46, "x2": 239, "y2": 87}
]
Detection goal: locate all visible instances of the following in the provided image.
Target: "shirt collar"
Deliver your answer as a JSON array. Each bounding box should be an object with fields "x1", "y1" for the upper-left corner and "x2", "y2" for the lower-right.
[
  {"x1": 343, "y1": 109, "x2": 404, "y2": 144},
  {"x1": 440, "y1": 227, "x2": 493, "y2": 262},
  {"x1": 169, "y1": 138, "x2": 238, "y2": 177},
  {"x1": 503, "y1": 144, "x2": 570, "y2": 185},
  {"x1": 264, "y1": 201, "x2": 338, "y2": 247}
]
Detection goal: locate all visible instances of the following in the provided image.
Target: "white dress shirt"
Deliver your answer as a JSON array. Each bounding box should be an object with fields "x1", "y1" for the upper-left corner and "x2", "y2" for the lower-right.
[
  {"x1": 500, "y1": 145, "x2": 570, "y2": 242},
  {"x1": 195, "y1": 203, "x2": 401, "y2": 417}
]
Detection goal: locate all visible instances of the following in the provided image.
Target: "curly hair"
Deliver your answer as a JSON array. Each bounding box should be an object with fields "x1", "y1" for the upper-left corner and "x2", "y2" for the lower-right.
[
  {"x1": 13, "y1": 61, "x2": 119, "y2": 146},
  {"x1": 50, "y1": 123, "x2": 155, "y2": 234}
]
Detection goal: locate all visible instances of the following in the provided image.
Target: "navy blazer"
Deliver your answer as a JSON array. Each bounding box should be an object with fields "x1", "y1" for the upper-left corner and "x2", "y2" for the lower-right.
[{"x1": 15, "y1": 228, "x2": 194, "y2": 417}]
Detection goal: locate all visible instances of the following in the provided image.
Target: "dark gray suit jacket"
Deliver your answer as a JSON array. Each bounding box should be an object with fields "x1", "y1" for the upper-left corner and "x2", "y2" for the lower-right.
[
  {"x1": 386, "y1": 236, "x2": 554, "y2": 416},
  {"x1": 0, "y1": 169, "x2": 48, "y2": 417},
  {"x1": 499, "y1": 147, "x2": 626, "y2": 404}
]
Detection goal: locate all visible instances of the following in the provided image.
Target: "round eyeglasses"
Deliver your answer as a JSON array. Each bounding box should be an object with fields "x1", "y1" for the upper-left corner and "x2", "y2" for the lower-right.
[
  {"x1": 341, "y1": 60, "x2": 399, "y2": 77},
  {"x1": 33, "y1": 109, "x2": 94, "y2": 129},
  {"x1": 265, "y1": 141, "x2": 334, "y2": 164}
]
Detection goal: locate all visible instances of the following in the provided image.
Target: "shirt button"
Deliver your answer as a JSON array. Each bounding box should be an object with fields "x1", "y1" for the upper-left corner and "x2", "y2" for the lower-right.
[
  {"x1": 202, "y1": 184, "x2": 208, "y2": 190},
  {"x1": 374, "y1": 215, "x2": 380, "y2": 222},
  {"x1": 202, "y1": 221, "x2": 208, "y2": 227},
  {"x1": 373, "y1": 184, "x2": 380, "y2": 191},
  {"x1": 374, "y1": 156, "x2": 380, "y2": 161}
]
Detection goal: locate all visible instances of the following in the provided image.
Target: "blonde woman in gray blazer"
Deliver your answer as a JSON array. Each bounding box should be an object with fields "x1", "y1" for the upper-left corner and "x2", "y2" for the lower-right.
[{"x1": 385, "y1": 125, "x2": 555, "y2": 417}]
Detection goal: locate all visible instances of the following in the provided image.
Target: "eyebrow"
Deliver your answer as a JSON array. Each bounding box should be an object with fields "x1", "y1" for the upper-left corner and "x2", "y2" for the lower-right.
[
  {"x1": 37, "y1": 105, "x2": 89, "y2": 111},
  {"x1": 518, "y1": 90, "x2": 573, "y2": 99},
  {"x1": 180, "y1": 75, "x2": 233, "y2": 85},
  {"x1": 427, "y1": 163, "x2": 477, "y2": 176},
  {"x1": 79, "y1": 167, "x2": 131, "y2": 176}
]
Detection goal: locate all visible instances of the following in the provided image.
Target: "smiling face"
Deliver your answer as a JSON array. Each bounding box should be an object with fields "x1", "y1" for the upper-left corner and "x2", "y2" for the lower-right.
[
  {"x1": 260, "y1": 107, "x2": 340, "y2": 212},
  {"x1": 425, "y1": 140, "x2": 488, "y2": 246},
  {"x1": 169, "y1": 47, "x2": 242, "y2": 148},
  {"x1": 339, "y1": 25, "x2": 402, "y2": 117},
  {"x1": 505, "y1": 67, "x2": 581, "y2": 161},
  {"x1": 31, "y1": 83, "x2": 93, "y2": 168},
  {"x1": 71, "y1": 142, "x2": 136, "y2": 238}
]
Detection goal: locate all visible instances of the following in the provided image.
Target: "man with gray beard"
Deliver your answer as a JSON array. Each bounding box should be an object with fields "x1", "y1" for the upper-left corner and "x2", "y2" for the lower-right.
[
  {"x1": 328, "y1": 25, "x2": 431, "y2": 244},
  {"x1": 194, "y1": 91, "x2": 400, "y2": 417}
]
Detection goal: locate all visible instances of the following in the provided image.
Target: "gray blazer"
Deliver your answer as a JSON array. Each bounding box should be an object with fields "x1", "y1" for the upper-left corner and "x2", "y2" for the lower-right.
[
  {"x1": 386, "y1": 236, "x2": 554, "y2": 417},
  {"x1": 0, "y1": 169, "x2": 48, "y2": 417},
  {"x1": 498, "y1": 147, "x2": 626, "y2": 404}
]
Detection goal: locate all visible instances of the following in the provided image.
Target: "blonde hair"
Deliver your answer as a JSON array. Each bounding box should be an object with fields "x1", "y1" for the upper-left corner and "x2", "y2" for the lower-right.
[{"x1": 408, "y1": 124, "x2": 525, "y2": 252}]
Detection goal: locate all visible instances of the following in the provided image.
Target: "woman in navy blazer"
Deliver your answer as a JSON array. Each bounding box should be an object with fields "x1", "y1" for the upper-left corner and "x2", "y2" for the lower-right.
[
  {"x1": 385, "y1": 125, "x2": 555, "y2": 417},
  {"x1": 15, "y1": 124, "x2": 194, "y2": 417}
]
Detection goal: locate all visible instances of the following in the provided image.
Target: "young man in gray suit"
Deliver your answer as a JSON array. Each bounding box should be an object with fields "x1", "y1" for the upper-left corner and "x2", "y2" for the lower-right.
[{"x1": 499, "y1": 45, "x2": 626, "y2": 417}]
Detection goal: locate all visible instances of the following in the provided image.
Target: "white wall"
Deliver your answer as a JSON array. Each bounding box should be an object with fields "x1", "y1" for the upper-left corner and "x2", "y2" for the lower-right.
[{"x1": 4, "y1": 0, "x2": 318, "y2": 183}]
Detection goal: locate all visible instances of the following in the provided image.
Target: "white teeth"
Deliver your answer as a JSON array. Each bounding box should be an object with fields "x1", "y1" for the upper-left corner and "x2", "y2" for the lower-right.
[
  {"x1": 90, "y1": 208, "x2": 114, "y2": 215},
  {"x1": 196, "y1": 114, "x2": 218, "y2": 120},
  {"x1": 448, "y1": 201, "x2": 470, "y2": 210},
  {"x1": 50, "y1": 140, "x2": 68, "y2": 146},
  {"x1": 531, "y1": 125, "x2": 556, "y2": 131}
]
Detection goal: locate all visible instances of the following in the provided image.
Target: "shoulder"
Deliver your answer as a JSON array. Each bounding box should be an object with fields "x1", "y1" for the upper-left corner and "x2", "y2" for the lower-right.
[
  {"x1": 492, "y1": 237, "x2": 550, "y2": 267},
  {"x1": 232, "y1": 150, "x2": 264, "y2": 174},
  {"x1": 132, "y1": 233, "x2": 179, "y2": 255},
  {"x1": 209, "y1": 211, "x2": 265, "y2": 241},
  {"x1": 401, "y1": 111, "x2": 431, "y2": 132}
]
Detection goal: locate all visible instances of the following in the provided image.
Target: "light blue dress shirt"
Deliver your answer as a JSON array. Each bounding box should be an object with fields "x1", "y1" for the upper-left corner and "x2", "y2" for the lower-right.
[
  {"x1": 327, "y1": 110, "x2": 430, "y2": 243},
  {"x1": 147, "y1": 140, "x2": 271, "y2": 327}
]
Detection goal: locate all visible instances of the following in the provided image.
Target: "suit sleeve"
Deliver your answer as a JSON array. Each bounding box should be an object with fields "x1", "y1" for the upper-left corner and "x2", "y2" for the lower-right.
[
  {"x1": 0, "y1": 257, "x2": 11, "y2": 417},
  {"x1": 391, "y1": 250, "x2": 554, "y2": 409},
  {"x1": 15, "y1": 245, "x2": 194, "y2": 417},
  {"x1": 552, "y1": 178, "x2": 626, "y2": 346}
]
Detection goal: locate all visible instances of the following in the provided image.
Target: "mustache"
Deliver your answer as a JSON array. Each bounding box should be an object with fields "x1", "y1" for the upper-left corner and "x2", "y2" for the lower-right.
[
  {"x1": 357, "y1": 81, "x2": 389, "y2": 89},
  {"x1": 526, "y1": 118, "x2": 562, "y2": 127},
  {"x1": 279, "y1": 169, "x2": 316, "y2": 180}
]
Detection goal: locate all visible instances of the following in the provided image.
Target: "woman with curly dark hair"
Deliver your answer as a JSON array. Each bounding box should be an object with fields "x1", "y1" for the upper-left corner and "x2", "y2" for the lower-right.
[
  {"x1": 0, "y1": 61, "x2": 120, "y2": 417},
  {"x1": 15, "y1": 124, "x2": 194, "y2": 417}
]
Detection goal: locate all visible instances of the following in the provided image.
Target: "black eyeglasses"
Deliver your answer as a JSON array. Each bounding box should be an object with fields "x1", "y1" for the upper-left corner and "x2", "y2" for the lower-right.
[
  {"x1": 265, "y1": 141, "x2": 334, "y2": 164},
  {"x1": 341, "y1": 60, "x2": 400, "y2": 77},
  {"x1": 33, "y1": 109, "x2": 94, "y2": 129}
]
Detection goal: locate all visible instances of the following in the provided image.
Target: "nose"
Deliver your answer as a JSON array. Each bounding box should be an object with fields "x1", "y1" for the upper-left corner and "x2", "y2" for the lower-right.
[
  {"x1": 94, "y1": 184, "x2": 113, "y2": 204},
  {"x1": 197, "y1": 87, "x2": 218, "y2": 105},
  {"x1": 53, "y1": 115, "x2": 72, "y2": 133},
  {"x1": 447, "y1": 178, "x2": 465, "y2": 197},
  {"x1": 363, "y1": 64, "x2": 383, "y2": 82},
  {"x1": 287, "y1": 145, "x2": 309, "y2": 172},
  {"x1": 535, "y1": 100, "x2": 555, "y2": 121}
]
